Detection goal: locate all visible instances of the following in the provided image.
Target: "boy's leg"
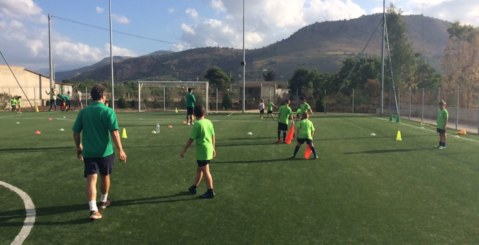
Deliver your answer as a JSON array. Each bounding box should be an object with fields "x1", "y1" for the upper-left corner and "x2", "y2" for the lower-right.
[
  {"x1": 293, "y1": 142, "x2": 301, "y2": 158},
  {"x1": 201, "y1": 165, "x2": 213, "y2": 190},
  {"x1": 194, "y1": 167, "x2": 203, "y2": 187},
  {"x1": 308, "y1": 142, "x2": 318, "y2": 158}
]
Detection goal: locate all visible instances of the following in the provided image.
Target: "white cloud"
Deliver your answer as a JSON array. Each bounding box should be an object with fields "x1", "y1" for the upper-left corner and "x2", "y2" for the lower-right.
[
  {"x1": 0, "y1": 0, "x2": 42, "y2": 19},
  {"x1": 181, "y1": 23, "x2": 196, "y2": 35},
  {"x1": 186, "y1": 8, "x2": 199, "y2": 18},
  {"x1": 112, "y1": 14, "x2": 130, "y2": 24},
  {"x1": 210, "y1": 0, "x2": 226, "y2": 12},
  {"x1": 105, "y1": 44, "x2": 137, "y2": 57},
  {"x1": 96, "y1": 6, "x2": 104, "y2": 14}
]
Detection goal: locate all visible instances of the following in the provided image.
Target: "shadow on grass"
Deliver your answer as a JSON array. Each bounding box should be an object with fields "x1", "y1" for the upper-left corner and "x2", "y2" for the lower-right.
[
  {"x1": 0, "y1": 192, "x2": 199, "y2": 226},
  {"x1": 0, "y1": 146, "x2": 73, "y2": 153},
  {"x1": 213, "y1": 157, "x2": 291, "y2": 164},
  {"x1": 344, "y1": 148, "x2": 427, "y2": 154}
]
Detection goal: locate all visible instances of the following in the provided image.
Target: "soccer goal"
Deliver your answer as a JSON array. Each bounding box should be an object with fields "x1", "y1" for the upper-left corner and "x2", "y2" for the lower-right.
[{"x1": 137, "y1": 81, "x2": 209, "y2": 113}]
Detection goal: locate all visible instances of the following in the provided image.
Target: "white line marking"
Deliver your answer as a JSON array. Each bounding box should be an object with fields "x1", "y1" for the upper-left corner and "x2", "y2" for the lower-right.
[
  {"x1": 227, "y1": 113, "x2": 234, "y2": 117},
  {"x1": 0, "y1": 181, "x2": 36, "y2": 245}
]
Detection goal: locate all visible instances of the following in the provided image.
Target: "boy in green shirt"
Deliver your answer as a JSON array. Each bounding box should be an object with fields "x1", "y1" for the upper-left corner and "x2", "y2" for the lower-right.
[
  {"x1": 180, "y1": 105, "x2": 216, "y2": 198},
  {"x1": 436, "y1": 100, "x2": 448, "y2": 149},
  {"x1": 185, "y1": 88, "x2": 196, "y2": 125},
  {"x1": 292, "y1": 112, "x2": 318, "y2": 159},
  {"x1": 267, "y1": 100, "x2": 277, "y2": 119},
  {"x1": 299, "y1": 96, "x2": 313, "y2": 117},
  {"x1": 277, "y1": 99, "x2": 293, "y2": 143}
]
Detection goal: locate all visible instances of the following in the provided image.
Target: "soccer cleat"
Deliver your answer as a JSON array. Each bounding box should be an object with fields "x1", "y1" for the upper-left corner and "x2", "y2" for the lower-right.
[
  {"x1": 187, "y1": 122, "x2": 191, "y2": 125},
  {"x1": 200, "y1": 190, "x2": 215, "y2": 199},
  {"x1": 99, "y1": 200, "x2": 111, "y2": 210},
  {"x1": 188, "y1": 185, "x2": 197, "y2": 194},
  {"x1": 314, "y1": 155, "x2": 319, "y2": 159},
  {"x1": 89, "y1": 210, "x2": 102, "y2": 220},
  {"x1": 438, "y1": 146, "x2": 446, "y2": 150}
]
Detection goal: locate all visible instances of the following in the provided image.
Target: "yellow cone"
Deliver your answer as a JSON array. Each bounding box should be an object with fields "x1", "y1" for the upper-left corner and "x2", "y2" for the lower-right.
[
  {"x1": 175, "y1": 108, "x2": 178, "y2": 113},
  {"x1": 121, "y1": 128, "x2": 128, "y2": 139},
  {"x1": 35, "y1": 106, "x2": 39, "y2": 112},
  {"x1": 396, "y1": 130, "x2": 402, "y2": 141}
]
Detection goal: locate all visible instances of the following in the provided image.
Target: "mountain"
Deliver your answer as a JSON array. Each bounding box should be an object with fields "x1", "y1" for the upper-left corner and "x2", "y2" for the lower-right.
[
  {"x1": 55, "y1": 56, "x2": 132, "y2": 81},
  {"x1": 65, "y1": 14, "x2": 451, "y2": 82}
]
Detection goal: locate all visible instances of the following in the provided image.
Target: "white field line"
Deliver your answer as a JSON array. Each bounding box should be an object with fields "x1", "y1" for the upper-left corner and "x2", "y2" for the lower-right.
[
  {"x1": 0, "y1": 181, "x2": 36, "y2": 245},
  {"x1": 376, "y1": 117, "x2": 479, "y2": 144}
]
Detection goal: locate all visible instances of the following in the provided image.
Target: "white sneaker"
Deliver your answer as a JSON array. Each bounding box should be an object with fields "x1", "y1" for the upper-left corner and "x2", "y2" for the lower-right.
[
  {"x1": 438, "y1": 146, "x2": 446, "y2": 150},
  {"x1": 187, "y1": 122, "x2": 191, "y2": 125}
]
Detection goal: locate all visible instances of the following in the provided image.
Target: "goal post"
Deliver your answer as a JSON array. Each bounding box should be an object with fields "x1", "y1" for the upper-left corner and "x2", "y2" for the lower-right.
[{"x1": 137, "y1": 80, "x2": 209, "y2": 113}]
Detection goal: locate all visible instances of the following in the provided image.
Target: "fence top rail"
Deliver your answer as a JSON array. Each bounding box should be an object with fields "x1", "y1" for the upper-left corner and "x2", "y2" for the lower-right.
[{"x1": 138, "y1": 80, "x2": 208, "y2": 85}]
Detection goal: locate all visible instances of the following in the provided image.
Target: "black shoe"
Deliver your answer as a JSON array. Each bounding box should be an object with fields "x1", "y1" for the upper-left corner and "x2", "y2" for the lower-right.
[
  {"x1": 200, "y1": 190, "x2": 215, "y2": 199},
  {"x1": 188, "y1": 185, "x2": 197, "y2": 194},
  {"x1": 99, "y1": 200, "x2": 111, "y2": 210}
]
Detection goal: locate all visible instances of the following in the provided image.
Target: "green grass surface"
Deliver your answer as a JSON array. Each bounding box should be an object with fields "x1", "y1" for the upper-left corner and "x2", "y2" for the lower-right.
[{"x1": 1, "y1": 111, "x2": 479, "y2": 244}]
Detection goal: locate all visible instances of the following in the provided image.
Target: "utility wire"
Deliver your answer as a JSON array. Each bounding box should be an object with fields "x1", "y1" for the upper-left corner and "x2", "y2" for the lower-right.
[{"x1": 50, "y1": 15, "x2": 177, "y2": 45}]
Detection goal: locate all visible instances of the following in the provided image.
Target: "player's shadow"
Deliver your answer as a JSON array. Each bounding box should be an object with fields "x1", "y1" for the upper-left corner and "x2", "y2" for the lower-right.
[
  {"x1": 344, "y1": 148, "x2": 424, "y2": 154},
  {"x1": 0, "y1": 192, "x2": 199, "y2": 226},
  {"x1": 0, "y1": 146, "x2": 73, "y2": 153},
  {"x1": 214, "y1": 157, "x2": 290, "y2": 164}
]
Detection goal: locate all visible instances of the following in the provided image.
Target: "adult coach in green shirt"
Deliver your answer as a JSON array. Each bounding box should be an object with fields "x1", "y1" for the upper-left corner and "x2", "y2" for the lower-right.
[
  {"x1": 436, "y1": 100, "x2": 448, "y2": 149},
  {"x1": 185, "y1": 87, "x2": 196, "y2": 125},
  {"x1": 72, "y1": 84, "x2": 127, "y2": 220},
  {"x1": 277, "y1": 99, "x2": 293, "y2": 143}
]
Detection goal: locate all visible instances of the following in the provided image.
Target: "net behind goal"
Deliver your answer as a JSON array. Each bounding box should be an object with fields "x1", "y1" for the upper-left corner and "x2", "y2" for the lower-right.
[{"x1": 137, "y1": 81, "x2": 209, "y2": 113}]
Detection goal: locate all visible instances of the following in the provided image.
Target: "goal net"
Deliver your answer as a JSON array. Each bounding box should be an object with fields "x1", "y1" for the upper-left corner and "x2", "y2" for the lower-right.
[{"x1": 137, "y1": 81, "x2": 209, "y2": 113}]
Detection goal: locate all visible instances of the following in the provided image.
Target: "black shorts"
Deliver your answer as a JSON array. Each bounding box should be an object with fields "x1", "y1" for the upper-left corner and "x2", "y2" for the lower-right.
[
  {"x1": 278, "y1": 123, "x2": 288, "y2": 132},
  {"x1": 187, "y1": 107, "x2": 194, "y2": 116},
  {"x1": 437, "y1": 128, "x2": 446, "y2": 133},
  {"x1": 84, "y1": 154, "x2": 114, "y2": 177},
  {"x1": 260, "y1": 109, "x2": 264, "y2": 114},
  {"x1": 196, "y1": 160, "x2": 210, "y2": 167},
  {"x1": 267, "y1": 110, "x2": 273, "y2": 114},
  {"x1": 297, "y1": 138, "x2": 313, "y2": 145}
]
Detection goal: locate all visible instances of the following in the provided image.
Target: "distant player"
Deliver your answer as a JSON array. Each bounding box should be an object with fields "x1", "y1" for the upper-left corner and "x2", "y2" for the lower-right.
[
  {"x1": 299, "y1": 96, "x2": 313, "y2": 117},
  {"x1": 436, "y1": 100, "x2": 448, "y2": 149},
  {"x1": 266, "y1": 100, "x2": 277, "y2": 120},
  {"x1": 258, "y1": 99, "x2": 265, "y2": 119},
  {"x1": 276, "y1": 99, "x2": 293, "y2": 143},
  {"x1": 291, "y1": 112, "x2": 318, "y2": 159},
  {"x1": 45, "y1": 88, "x2": 57, "y2": 111},
  {"x1": 180, "y1": 105, "x2": 216, "y2": 198},
  {"x1": 185, "y1": 88, "x2": 196, "y2": 125}
]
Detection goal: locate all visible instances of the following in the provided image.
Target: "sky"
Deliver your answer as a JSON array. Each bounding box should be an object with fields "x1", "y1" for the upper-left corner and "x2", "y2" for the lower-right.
[{"x1": 0, "y1": 0, "x2": 478, "y2": 72}]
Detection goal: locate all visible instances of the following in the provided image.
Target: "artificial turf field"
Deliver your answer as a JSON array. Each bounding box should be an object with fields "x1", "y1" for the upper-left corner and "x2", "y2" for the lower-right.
[{"x1": 1, "y1": 111, "x2": 479, "y2": 244}]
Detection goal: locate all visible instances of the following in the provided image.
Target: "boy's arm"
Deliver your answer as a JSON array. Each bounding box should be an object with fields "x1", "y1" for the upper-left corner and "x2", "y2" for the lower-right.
[
  {"x1": 73, "y1": 132, "x2": 83, "y2": 161},
  {"x1": 180, "y1": 138, "x2": 194, "y2": 158},
  {"x1": 212, "y1": 135, "x2": 216, "y2": 158}
]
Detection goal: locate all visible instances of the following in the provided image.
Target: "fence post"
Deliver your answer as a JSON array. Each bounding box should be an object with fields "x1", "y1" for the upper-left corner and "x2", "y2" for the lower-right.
[
  {"x1": 456, "y1": 86, "x2": 459, "y2": 130},
  {"x1": 216, "y1": 88, "x2": 218, "y2": 113},
  {"x1": 324, "y1": 90, "x2": 327, "y2": 113},
  {"x1": 408, "y1": 87, "x2": 412, "y2": 120},
  {"x1": 163, "y1": 86, "x2": 166, "y2": 111},
  {"x1": 421, "y1": 88, "x2": 424, "y2": 123},
  {"x1": 352, "y1": 88, "x2": 355, "y2": 114}
]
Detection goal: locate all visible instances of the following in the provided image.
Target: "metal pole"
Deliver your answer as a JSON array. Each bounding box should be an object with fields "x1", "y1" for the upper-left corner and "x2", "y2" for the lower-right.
[
  {"x1": 109, "y1": 0, "x2": 115, "y2": 110},
  {"x1": 324, "y1": 90, "x2": 327, "y2": 113},
  {"x1": 380, "y1": 0, "x2": 386, "y2": 114},
  {"x1": 216, "y1": 87, "x2": 218, "y2": 112},
  {"x1": 242, "y1": 0, "x2": 246, "y2": 113},
  {"x1": 409, "y1": 87, "x2": 412, "y2": 120},
  {"x1": 352, "y1": 88, "x2": 355, "y2": 114},
  {"x1": 163, "y1": 86, "x2": 166, "y2": 111},
  {"x1": 421, "y1": 88, "x2": 424, "y2": 123},
  {"x1": 138, "y1": 82, "x2": 141, "y2": 112},
  {"x1": 48, "y1": 15, "x2": 54, "y2": 90},
  {"x1": 456, "y1": 86, "x2": 459, "y2": 130}
]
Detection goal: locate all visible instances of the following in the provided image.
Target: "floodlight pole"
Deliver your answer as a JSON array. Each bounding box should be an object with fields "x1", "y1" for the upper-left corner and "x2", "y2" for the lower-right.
[
  {"x1": 380, "y1": 0, "x2": 385, "y2": 115},
  {"x1": 48, "y1": 14, "x2": 54, "y2": 90},
  {"x1": 109, "y1": 0, "x2": 115, "y2": 110},
  {"x1": 242, "y1": 0, "x2": 246, "y2": 113}
]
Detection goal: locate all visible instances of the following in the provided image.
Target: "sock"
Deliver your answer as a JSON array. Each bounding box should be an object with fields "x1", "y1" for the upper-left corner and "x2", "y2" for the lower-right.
[
  {"x1": 293, "y1": 146, "x2": 300, "y2": 157},
  {"x1": 100, "y1": 193, "x2": 108, "y2": 202},
  {"x1": 89, "y1": 200, "x2": 98, "y2": 212},
  {"x1": 277, "y1": 131, "x2": 281, "y2": 140},
  {"x1": 282, "y1": 132, "x2": 286, "y2": 141},
  {"x1": 311, "y1": 146, "x2": 318, "y2": 157}
]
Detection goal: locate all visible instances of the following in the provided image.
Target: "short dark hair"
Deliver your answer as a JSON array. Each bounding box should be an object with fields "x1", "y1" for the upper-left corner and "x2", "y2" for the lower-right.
[
  {"x1": 300, "y1": 96, "x2": 305, "y2": 101},
  {"x1": 91, "y1": 84, "x2": 105, "y2": 101},
  {"x1": 194, "y1": 105, "x2": 205, "y2": 118},
  {"x1": 188, "y1": 87, "x2": 193, "y2": 93}
]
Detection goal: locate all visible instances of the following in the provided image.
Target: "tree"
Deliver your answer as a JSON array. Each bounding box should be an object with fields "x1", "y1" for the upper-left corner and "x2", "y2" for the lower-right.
[
  {"x1": 442, "y1": 22, "x2": 479, "y2": 108},
  {"x1": 262, "y1": 70, "x2": 276, "y2": 81},
  {"x1": 385, "y1": 5, "x2": 416, "y2": 90},
  {"x1": 204, "y1": 66, "x2": 231, "y2": 91}
]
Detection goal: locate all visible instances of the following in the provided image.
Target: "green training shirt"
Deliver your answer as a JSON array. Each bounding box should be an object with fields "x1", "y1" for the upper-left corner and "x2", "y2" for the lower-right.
[
  {"x1": 436, "y1": 108, "x2": 448, "y2": 129},
  {"x1": 297, "y1": 118, "x2": 315, "y2": 140},
  {"x1": 72, "y1": 102, "x2": 119, "y2": 158},
  {"x1": 185, "y1": 92, "x2": 196, "y2": 108},
  {"x1": 267, "y1": 102, "x2": 274, "y2": 111},
  {"x1": 190, "y1": 118, "x2": 215, "y2": 160},
  {"x1": 278, "y1": 105, "x2": 292, "y2": 124},
  {"x1": 299, "y1": 102, "x2": 311, "y2": 113}
]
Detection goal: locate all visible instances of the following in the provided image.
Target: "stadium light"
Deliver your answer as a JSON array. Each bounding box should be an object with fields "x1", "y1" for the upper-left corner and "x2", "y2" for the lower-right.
[
  {"x1": 109, "y1": 0, "x2": 115, "y2": 110},
  {"x1": 242, "y1": 0, "x2": 246, "y2": 113}
]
